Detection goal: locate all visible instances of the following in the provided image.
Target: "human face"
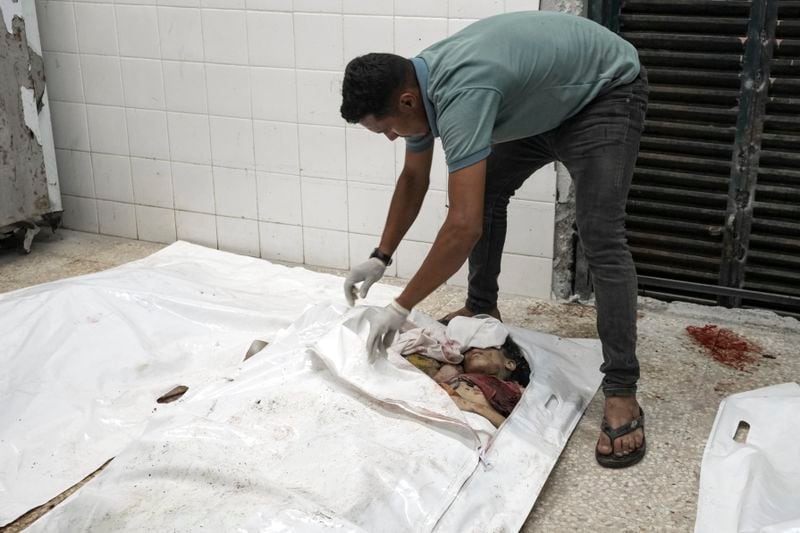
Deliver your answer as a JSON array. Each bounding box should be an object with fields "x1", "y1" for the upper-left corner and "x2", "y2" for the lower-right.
[
  {"x1": 462, "y1": 347, "x2": 515, "y2": 378},
  {"x1": 360, "y1": 95, "x2": 430, "y2": 141}
]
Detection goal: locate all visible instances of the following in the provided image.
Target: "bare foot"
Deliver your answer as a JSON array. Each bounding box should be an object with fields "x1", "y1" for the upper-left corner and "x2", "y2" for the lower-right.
[
  {"x1": 439, "y1": 306, "x2": 502, "y2": 325},
  {"x1": 596, "y1": 395, "x2": 644, "y2": 456}
]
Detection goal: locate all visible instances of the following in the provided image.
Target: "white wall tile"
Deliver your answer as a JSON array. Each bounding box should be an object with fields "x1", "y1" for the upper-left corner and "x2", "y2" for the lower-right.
[
  {"x1": 256, "y1": 172, "x2": 301, "y2": 225},
  {"x1": 172, "y1": 162, "x2": 215, "y2": 213},
  {"x1": 168, "y1": 112, "x2": 212, "y2": 164},
  {"x1": 253, "y1": 120, "x2": 299, "y2": 174},
  {"x1": 217, "y1": 216, "x2": 259, "y2": 256},
  {"x1": 251, "y1": 68, "x2": 296, "y2": 122},
  {"x1": 203, "y1": 0, "x2": 245, "y2": 7},
  {"x1": 56, "y1": 149, "x2": 94, "y2": 198},
  {"x1": 344, "y1": 15, "x2": 394, "y2": 60},
  {"x1": 294, "y1": 13, "x2": 344, "y2": 70},
  {"x1": 259, "y1": 222, "x2": 303, "y2": 262},
  {"x1": 37, "y1": 1, "x2": 79, "y2": 53},
  {"x1": 121, "y1": 58, "x2": 165, "y2": 109},
  {"x1": 81, "y1": 55, "x2": 124, "y2": 106},
  {"x1": 247, "y1": 12, "x2": 294, "y2": 68},
  {"x1": 91, "y1": 153, "x2": 134, "y2": 202},
  {"x1": 301, "y1": 177, "x2": 347, "y2": 231},
  {"x1": 61, "y1": 195, "x2": 99, "y2": 233},
  {"x1": 394, "y1": 0, "x2": 447, "y2": 17},
  {"x1": 429, "y1": 139, "x2": 448, "y2": 190},
  {"x1": 505, "y1": 199, "x2": 554, "y2": 258},
  {"x1": 126, "y1": 108, "x2": 170, "y2": 159},
  {"x1": 159, "y1": 0, "x2": 201, "y2": 6},
  {"x1": 213, "y1": 167, "x2": 258, "y2": 219},
  {"x1": 396, "y1": 239, "x2": 429, "y2": 279},
  {"x1": 294, "y1": 0, "x2": 342, "y2": 13},
  {"x1": 202, "y1": 9, "x2": 248, "y2": 65},
  {"x1": 136, "y1": 205, "x2": 177, "y2": 243},
  {"x1": 43, "y1": 53, "x2": 84, "y2": 103},
  {"x1": 505, "y1": 0, "x2": 540, "y2": 12},
  {"x1": 405, "y1": 189, "x2": 447, "y2": 243},
  {"x1": 296, "y1": 70, "x2": 344, "y2": 126},
  {"x1": 116, "y1": 5, "x2": 161, "y2": 58},
  {"x1": 449, "y1": 0, "x2": 503, "y2": 19},
  {"x1": 394, "y1": 17, "x2": 447, "y2": 57},
  {"x1": 448, "y1": 18, "x2": 477, "y2": 35},
  {"x1": 87, "y1": 105, "x2": 129, "y2": 156},
  {"x1": 206, "y1": 64, "x2": 252, "y2": 118},
  {"x1": 132, "y1": 158, "x2": 173, "y2": 208},
  {"x1": 97, "y1": 200, "x2": 138, "y2": 238},
  {"x1": 515, "y1": 163, "x2": 556, "y2": 202},
  {"x1": 49, "y1": 102, "x2": 90, "y2": 151},
  {"x1": 298, "y1": 125, "x2": 346, "y2": 179},
  {"x1": 347, "y1": 182, "x2": 392, "y2": 235},
  {"x1": 446, "y1": 257, "x2": 469, "y2": 287},
  {"x1": 344, "y1": 0, "x2": 392, "y2": 15},
  {"x1": 209, "y1": 117, "x2": 255, "y2": 168},
  {"x1": 348, "y1": 232, "x2": 397, "y2": 276},
  {"x1": 118, "y1": 0, "x2": 158, "y2": 4},
  {"x1": 163, "y1": 61, "x2": 207, "y2": 113},
  {"x1": 247, "y1": 0, "x2": 293, "y2": 11},
  {"x1": 176, "y1": 210, "x2": 217, "y2": 247},
  {"x1": 498, "y1": 253, "x2": 552, "y2": 298},
  {"x1": 74, "y1": 4, "x2": 118, "y2": 55},
  {"x1": 158, "y1": 7, "x2": 204, "y2": 61},
  {"x1": 303, "y1": 227, "x2": 349, "y2": 268},
  {"x1": 346, "y1": 127, "x2": 395, "y2": 185}
]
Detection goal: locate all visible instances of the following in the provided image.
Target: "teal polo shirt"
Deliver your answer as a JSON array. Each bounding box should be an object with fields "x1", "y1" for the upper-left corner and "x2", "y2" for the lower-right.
[{"x1": 406, "y1": 11, "x2": 641, "y2": 172}]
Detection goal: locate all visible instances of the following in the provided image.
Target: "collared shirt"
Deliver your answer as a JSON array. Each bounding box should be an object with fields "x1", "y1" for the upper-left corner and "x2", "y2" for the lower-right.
[{"x1": 405, "y1": 11, "x2": 641, "y2": 173}]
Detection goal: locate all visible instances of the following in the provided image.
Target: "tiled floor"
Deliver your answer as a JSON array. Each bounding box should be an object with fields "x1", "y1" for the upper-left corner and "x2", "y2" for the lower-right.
[{"x1": 2, "y1": 229, "x2": 798, "y2": 532}]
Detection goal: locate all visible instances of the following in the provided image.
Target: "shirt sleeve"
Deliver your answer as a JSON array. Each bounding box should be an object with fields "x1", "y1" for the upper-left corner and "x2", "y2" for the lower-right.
[
  {"x1": 437, "y1": 89, "x2": 502, "y2": 172},
  {"x1": 404, "y1": 132, "x2": 434, "y2": 153}
]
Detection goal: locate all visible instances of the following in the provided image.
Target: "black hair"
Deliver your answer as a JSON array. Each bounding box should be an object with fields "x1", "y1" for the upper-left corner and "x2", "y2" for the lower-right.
[
  {"x1": 340, "y1": 53, "x2": 413, "y2": 123},
  {"x1": 502, "y1": 336, "x2": 531, "y2": 387}
]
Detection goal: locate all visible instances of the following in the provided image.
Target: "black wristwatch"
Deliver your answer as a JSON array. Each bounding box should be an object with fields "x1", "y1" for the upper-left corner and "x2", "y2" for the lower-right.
[{"x1": 370, "y1": 247, "x2": 393, "y2": 266}]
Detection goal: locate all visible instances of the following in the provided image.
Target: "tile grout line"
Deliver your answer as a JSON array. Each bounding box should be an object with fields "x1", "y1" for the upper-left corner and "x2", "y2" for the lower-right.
[
  {"x1": 152, "y1": 4, "x2": 180, "y2": 246},
  {"x1": 67, "y1": 0, "x2": 100, "y2": 235},
  {"x1": 291, "y1": 9, "x2": 306, "y2": 266},
  {"x1": 198, "y1": 8, "x2": 220, "y2": 251},
  {"x1": 242, "y1": 6, "x2": 261, "y2": 259}
]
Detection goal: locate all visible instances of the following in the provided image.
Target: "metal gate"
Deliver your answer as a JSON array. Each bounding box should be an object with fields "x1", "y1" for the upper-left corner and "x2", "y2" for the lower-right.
[{"x1": 590, "y1": 0, "x2": 800, "y2": 317}]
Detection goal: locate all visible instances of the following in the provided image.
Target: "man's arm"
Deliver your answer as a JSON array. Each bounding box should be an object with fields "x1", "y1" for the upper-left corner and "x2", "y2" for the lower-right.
[
  {"x1": 395, "y1": 160, "x2": 486, "y2": 310},
  {"x1": 377, "y1": 146, "x2": 434, "y2": 256}
]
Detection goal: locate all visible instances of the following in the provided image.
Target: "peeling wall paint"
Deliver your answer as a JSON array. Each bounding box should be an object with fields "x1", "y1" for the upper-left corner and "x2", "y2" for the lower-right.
[
  {"x1": 543, "y1": 0, "x2": 588, "y2": 299},
  {"x1": 0, "y1": 1, "x2": 60, "y2": 229}
]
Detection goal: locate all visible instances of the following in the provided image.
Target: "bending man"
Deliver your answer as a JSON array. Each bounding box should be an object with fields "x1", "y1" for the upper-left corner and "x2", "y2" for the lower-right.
[{"x1": 340, "y1": 11, "x2": 648, "y2": 468}]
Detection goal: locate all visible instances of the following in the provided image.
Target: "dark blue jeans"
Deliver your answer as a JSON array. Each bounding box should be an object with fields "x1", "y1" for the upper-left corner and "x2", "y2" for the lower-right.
[{"x1": 466, "y1": 68, "x2": 649, "y2": 396}]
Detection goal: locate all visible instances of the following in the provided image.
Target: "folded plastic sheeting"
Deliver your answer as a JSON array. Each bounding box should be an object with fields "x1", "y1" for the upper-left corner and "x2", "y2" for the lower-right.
[
  {"x1": 0, "y1": 242, "x2": 400, "y2": 525},
  {"x1": 695, "y1": 383, "x2": 800, "y2": 533},
  {"x1": 1, "y1": 242, "x2": 603, "y2": 531}
]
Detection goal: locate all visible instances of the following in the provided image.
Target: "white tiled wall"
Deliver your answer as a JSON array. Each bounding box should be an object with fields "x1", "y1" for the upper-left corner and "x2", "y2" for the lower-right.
[{"x1": 38, "y1": 0, "x2": 554, "y2": 299}]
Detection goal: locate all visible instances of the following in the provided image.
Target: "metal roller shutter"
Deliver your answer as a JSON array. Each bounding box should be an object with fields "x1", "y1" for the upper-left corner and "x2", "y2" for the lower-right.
[{"x1": 590, "y1": 0, "x2": 800, "y2": 318}]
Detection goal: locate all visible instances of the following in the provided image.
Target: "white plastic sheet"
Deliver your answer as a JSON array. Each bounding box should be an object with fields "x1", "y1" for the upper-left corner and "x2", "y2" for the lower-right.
[
  {"x1": 1, "y1": 242, "x2": 603, "y2": 531},
  {"x1": 695, "y1": 383, "x2": 800, "y2": 533},
  {"x1": 0, "y1": 242, "x2": 399, "y2": 525}
]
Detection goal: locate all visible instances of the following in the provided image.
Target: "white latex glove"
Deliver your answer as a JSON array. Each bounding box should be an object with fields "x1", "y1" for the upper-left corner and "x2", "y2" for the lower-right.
[
  {"x1": 344, "y1": 257, "x2": 387, "y2": 306},
  {"x1": 366, "y1": 300, "x2": 409, "y2": 361}
]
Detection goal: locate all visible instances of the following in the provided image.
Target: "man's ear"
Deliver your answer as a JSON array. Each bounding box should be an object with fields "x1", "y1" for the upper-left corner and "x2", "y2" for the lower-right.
[
  {"x1": 505, "y1": 359, "x2": 517, "y2": 371},
  {"x1": 398, "y1": 91, "x2": 417, "y2": 111}
]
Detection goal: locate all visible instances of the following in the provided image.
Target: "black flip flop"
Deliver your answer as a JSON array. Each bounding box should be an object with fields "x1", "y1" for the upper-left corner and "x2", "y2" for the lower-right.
[{"x1": 595, "y1": 407, "x2": 646, "y2": 468}]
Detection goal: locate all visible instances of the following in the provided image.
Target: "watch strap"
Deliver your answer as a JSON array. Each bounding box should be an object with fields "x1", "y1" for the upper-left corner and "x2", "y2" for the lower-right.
[{"x1": 370, "y1": 247, "x2": 393, "y2": 266}]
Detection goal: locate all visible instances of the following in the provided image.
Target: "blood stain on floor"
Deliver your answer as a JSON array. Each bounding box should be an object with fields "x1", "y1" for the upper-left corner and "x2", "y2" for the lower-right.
[{"x1": 686, "y1": 324, "x2": 762, "y2": 371}]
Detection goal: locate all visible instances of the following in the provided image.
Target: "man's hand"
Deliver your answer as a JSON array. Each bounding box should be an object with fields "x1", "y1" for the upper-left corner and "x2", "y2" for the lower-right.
[
  {"x1": 365, "y1": 300, "x2": 409, "y2": 360},
  {"x1": 344, "y1": 258, "x2": 387, "y2": 306}
]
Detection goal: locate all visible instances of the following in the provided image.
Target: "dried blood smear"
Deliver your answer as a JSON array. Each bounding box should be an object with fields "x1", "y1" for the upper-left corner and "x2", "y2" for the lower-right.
[{"x1": 686, "y1": 324, "x2": 762, "y2": 371}]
